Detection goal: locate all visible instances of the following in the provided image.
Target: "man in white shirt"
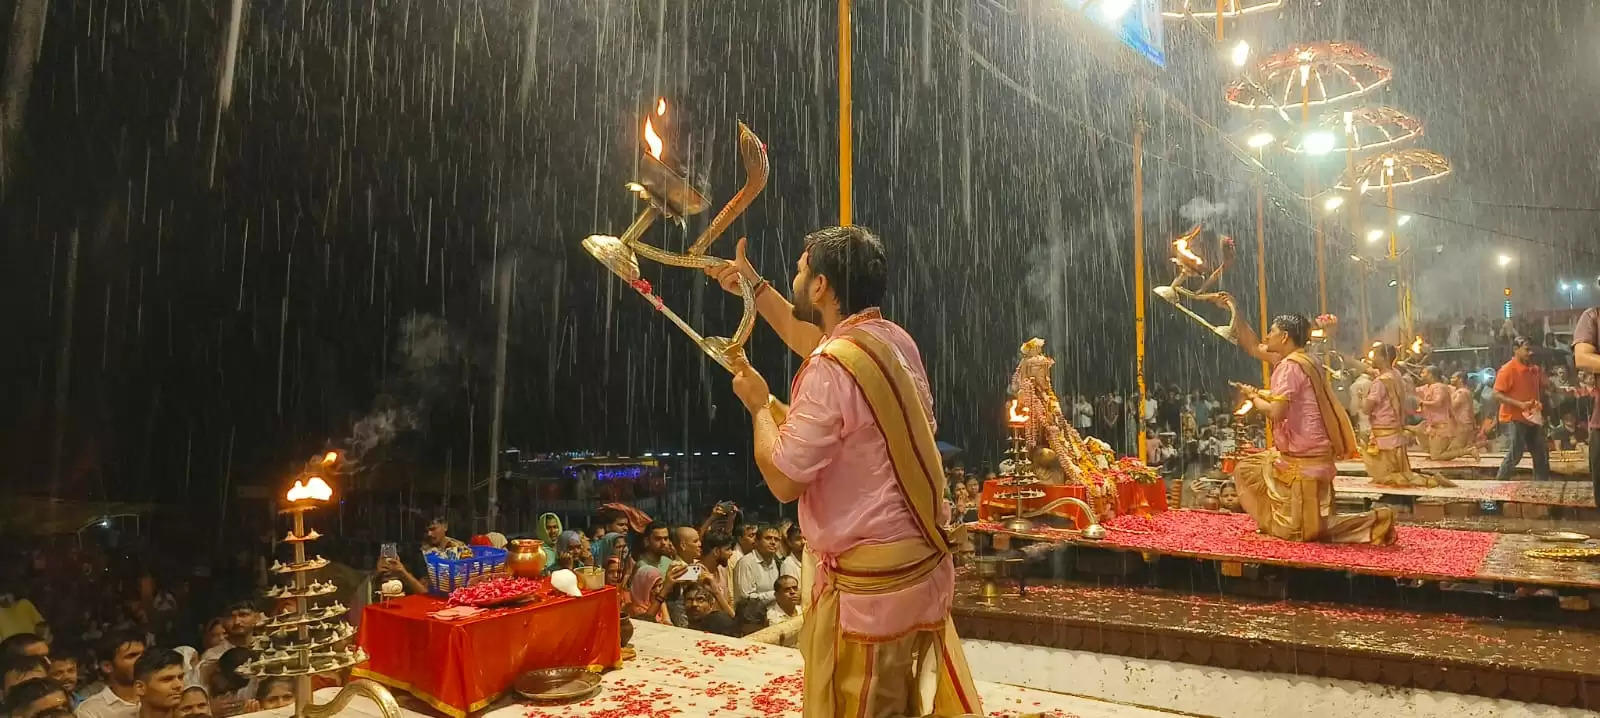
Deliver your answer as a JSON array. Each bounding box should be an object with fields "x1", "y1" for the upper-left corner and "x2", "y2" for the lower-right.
[
  {"x1": 765, "y1": 575, "x2": 803, "y2": 627},
  {"x1": 76, "y1": 630, "x2": 145, "y2": 718},
  {"x1": 196, "y1": 603, "x2": 257, "y2": 669},
  {"x1": 779, "y1": 526, "x2": 805, "y2": 581},
  {"x1": 1073, "y1": 396, "x2": 1094, "y2": 431},
  {"x1": 731, "y1": 526, "x2": 782, "y2": 603},
  {"x1": 726, "y1": 524, "x2": 759, "y2": 573},
  {"x1": 132, "y1": 649, "x2": 186, "y2": 718}
]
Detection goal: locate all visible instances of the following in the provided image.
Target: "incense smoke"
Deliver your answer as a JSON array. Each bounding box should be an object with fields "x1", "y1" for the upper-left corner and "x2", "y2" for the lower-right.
[
  {"x1": 1178, "y1": 196, "x2": 1231, "y2": 224},
  {"x1": 341, "y1": 314, "x2": 465, "y2": 463}
]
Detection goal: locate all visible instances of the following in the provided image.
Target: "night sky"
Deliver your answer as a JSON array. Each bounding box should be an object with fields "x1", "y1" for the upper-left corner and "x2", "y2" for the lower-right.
[{"x1": 3, "y1": 1, "x2": 1597, "y2": 519}]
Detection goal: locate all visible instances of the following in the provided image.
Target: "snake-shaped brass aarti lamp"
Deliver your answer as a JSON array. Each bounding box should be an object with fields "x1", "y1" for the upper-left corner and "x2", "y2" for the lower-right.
[
  {"x1": 1152, "y1": 224, "x2": 1239, "y2": 343},
  {"x1": 582, "y1": 101, "x2": 770, "y2": 372}
]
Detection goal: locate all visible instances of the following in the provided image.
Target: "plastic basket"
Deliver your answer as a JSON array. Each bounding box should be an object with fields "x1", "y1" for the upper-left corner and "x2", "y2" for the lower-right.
[{"x1": 424, "y1": 545, "x2": 507, "y2": 596}]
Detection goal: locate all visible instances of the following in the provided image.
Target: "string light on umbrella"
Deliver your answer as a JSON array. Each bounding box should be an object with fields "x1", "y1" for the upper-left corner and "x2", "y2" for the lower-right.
[
  {"x1": 1225, "y1": 42, "x2": 1393, "y2": 112},
  {"x1": 1281, "y1": 106, "x2": 1424, "y2": 155},
  {"x1": 1160, "y1": 0, "x2": 1284, "y2": 19}
]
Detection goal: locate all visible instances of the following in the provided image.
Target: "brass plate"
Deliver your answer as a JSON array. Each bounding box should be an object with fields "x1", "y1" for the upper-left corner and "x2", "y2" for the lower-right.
[
  {"x1": 1530, "y1": 530, "x2": 1592, "y2": 543},
  {"x1": 513, "y1": 667, "x2": 601, "y2": 704}
]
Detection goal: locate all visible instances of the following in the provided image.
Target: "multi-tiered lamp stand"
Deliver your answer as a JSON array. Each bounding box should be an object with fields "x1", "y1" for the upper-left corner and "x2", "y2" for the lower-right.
[
  {"x1": 996, "y1": 422, "x2": 1046, "y2": 534},
  {"x1": 239, "y1": 460, "x2": 400, "y2": 718}
]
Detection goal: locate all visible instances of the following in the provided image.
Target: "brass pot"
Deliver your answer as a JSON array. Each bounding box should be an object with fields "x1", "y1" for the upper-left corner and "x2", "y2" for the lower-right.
[{"x1": 507, "y1": 539, "x2": 547, "y2": 578}]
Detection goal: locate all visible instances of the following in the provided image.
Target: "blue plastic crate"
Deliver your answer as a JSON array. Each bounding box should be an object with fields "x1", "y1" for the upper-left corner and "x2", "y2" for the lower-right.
[{"x1": 424, "y1": 545, "x2": 507, "y2": 596}]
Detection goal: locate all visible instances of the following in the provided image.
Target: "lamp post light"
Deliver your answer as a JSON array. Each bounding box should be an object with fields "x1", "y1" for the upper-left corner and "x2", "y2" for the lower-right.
[
  {"x1": 1560, "y1": 280, "x2": 1583, "y2": 309},
  {"x1": 1497, "y1": 253, "x2": 1514, "y2": 319}
]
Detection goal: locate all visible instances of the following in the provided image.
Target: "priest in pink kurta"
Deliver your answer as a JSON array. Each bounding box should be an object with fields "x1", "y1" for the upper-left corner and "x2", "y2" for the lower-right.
[
  {"x1": 712, "y1": 226, "x2": 981, "y2": 718},
  {"x1": 1207, "y1": 305, "x2": 1394, "y2": 545},
  {"x1": 1414, "y1": 368, "x2": 1472, "y2": 460},
  {"x1": 1363, "y1": 347, "x2": 1453, "y2": 486},
  {"x1": 768, "y1": 313, "x2": 956, "y2": 642}
]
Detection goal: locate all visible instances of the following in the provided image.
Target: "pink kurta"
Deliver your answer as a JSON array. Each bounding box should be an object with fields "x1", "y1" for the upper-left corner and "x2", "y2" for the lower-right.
[
  {"x1": 1270, "y1": 357, "x2": 1336, "y2": 479},
  {"x1": 1417, "y1": 383, "x2": 1452, "y2": 431},
  {"x1": 1364, "y1": 371, "x2": 1408, "y2": 450},
  {"x1": 1450, "y1": 386, "x2": 1474, "y2": 426},
  {"x1": 771, "y1": 311, "x2": 953, "y2": 642}
]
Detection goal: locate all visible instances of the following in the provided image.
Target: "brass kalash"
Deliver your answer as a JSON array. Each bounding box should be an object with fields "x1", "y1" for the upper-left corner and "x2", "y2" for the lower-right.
[
  {"x1": 238, "y1": 452, "x2": 400, "y2": 718},
  {"x1": 581, "y1": 98, "x2": 770, "y2": 373}
]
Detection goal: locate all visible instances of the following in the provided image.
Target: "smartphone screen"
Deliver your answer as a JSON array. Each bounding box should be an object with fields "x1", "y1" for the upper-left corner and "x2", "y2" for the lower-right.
[{"x1": 381, "y1": 543, "x2": 398, "y2": 560}]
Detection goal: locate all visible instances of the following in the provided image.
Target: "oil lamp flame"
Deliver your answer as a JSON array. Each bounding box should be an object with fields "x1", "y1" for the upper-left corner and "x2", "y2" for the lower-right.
[
  {"x1": 644, "y1": 98, "x2": 668, "y2": 161},
  {"x1": 1234, "y1": 401, "x2": 1253, "y2": 416},
  {"x1": 322, "y1": 451, "x2": 339, "y2": 465},
  {"x1": 287, "y1": 476, "x2": 333, "y2": 503},
  {"x1": 1007, "y1": 399, "x2": 1030, "y2": 425},
  {"x1": 1172, "y1": 238, "x2": 1205, "y2": 268},
  {"x1": 644, "y1": 120, "x2": 664, "y2": 161}
]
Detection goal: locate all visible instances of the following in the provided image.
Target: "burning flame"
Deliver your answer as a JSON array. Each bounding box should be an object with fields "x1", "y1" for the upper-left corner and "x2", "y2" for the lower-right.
[
  {"x1": 1172, "y1": 237, "x2": 1204, "y2": 267},
  {"x1": 287, "y1": 476, "x2": 333, "y2": 503},
  {"x1": 1007, "y1": 400, "x2": 1030, "y2": 425},
  {"x1": 644, "y1": 98, "x2": 667, "y2": 160},
  {"x1": 1234, "y1": 401, "x2": 1253, "y2": 416},
  {"x1": 322, "y1": 451, "x2": 339, "y2": 465},
  {"x1": 1410, "y1": 336, "x2": 1424, "y2": 355}
]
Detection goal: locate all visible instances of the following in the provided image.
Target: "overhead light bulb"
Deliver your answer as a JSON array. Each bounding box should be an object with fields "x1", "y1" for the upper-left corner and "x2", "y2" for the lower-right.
[
  {"x1": 1397, "y1": 214, "x2": 1412, "y2": 226},
  {"x1": 1497, "y1": 253, "x2": 1513, "y2": 267},
  {"x1": 1098, "y1": 0, "x2": 1135, "y2": 21},
  {"x1": 1387, "y1": 279, "x2": 1399, "y2": 287},
  {"x1": 1348, "y1": 254, "x2": 1361, "y2": 262},
  {"x1": 1323, "y1": 196, "x2": 1345, "y2": 212},
  {"x1": 1230, "y1": 41, "x2": 1250, "y2": 68},
  {"x1": 1246, "y1": 132, "x2": 1275, "y2": 149},
  {"x1": 1366, "y1": 229, "x2": 1385, "y2": 243},
  {"x1": 1302, "y1": 131, "x2": 1336, "y2": 156}
]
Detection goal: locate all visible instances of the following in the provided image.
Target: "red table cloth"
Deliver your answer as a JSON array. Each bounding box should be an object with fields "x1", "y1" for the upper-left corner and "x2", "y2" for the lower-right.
[
  {"x1": 353, "y1": 584, "x2": 621, "y2": 717},
  {"x1": 978, "y1": 477, "x2": 1167, "y2": 526}
]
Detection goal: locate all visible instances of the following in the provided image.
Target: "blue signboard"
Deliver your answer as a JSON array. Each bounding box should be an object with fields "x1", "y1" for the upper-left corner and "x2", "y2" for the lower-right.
[{"x1": 1062, "y1": 0, "x2": 1165, "y2": 68}]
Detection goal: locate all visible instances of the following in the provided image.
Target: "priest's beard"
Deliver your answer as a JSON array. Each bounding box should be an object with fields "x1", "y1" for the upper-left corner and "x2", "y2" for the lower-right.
[{"x1": 791, "y1": 277, "x2": 822, "y2": 325}]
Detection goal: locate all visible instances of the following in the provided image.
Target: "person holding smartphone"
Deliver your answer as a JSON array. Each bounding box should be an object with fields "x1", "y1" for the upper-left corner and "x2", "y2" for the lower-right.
[{"x1": 375, "y1": 543, "x2": 426, "y2": 596}]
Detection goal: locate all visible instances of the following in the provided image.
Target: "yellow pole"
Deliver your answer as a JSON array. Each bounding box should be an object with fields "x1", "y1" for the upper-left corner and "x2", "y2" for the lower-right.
[
  {"x1": 1387, "y1": 180, "x2": 1404, "y2": 342},
  {"x1": 1301, "y1": 75, "x2": 1325, "y2": 315},
  {"x1": 1214, "y1": 0, "x2": 1224, "y2": 40},
  {"x1": 1359, "y1": 266, "x2": 1371, "y2": 349},
  {"x1": 1133, "y1": 116, "x2": 1147, "y2": 463},
  {"x1": 1256, "y1": 166, "x2": 1271, "y2": 445},
  {"x1": 838, "y1": 0, "x2": 853, "y2": 226}
]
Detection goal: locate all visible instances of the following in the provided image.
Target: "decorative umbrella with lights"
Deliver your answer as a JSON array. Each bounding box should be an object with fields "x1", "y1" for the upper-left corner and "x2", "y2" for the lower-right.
[
  {"x1": 1335, "y1": 147, "x2": 1452, "y2": 194},
  {"x1": 1226, "y1": 43, "x2": 1393, "y2": 114},
  {"x1": 1282, "y1": 106, "x2": 1424, "y2": 155},
  {"x1": 1335, "y1": 148, "x2": 1452, "y2": 341}
]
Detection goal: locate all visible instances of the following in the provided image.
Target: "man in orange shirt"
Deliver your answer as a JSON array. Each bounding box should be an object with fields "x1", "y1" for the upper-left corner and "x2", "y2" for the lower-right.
[{"x1": 1492, "y1": 336, "x2": 1550, "y2": 481}]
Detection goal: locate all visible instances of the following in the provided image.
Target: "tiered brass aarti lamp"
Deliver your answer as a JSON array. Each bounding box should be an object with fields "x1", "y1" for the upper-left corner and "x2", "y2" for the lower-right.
[{"x1": 239, "y1": 452, "x2": 400, "y2": 718}]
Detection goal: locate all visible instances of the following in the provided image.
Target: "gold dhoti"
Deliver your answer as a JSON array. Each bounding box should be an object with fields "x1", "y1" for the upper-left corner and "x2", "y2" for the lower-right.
[
  {"x1": 799, "y1": 541, "x2": 982, "y2": 718},
  {"x1": 1234, "y1": 450, "x2": 1396, "y2": 544},
  {"x1": 1364, "y1": 428, "x2": 1455, "y2": 487},
  {"x1": 1417, "y1": 423, "x2": 1477, "y2": 461}
]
